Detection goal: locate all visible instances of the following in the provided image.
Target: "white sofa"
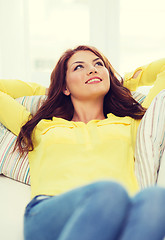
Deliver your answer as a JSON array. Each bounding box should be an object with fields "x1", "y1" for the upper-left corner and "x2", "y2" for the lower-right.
[
  {"x1": 0, "y1": 94, "x2": 165, "y2": 240},
  {"x1": 1, "y1": 157, "x2": 165, "y2": 240},
  {"x1": 0, "y1": 95, "x2": 43, "y2": 240},
  {"x1": 0, "y1": 175, "x2": 30, "y2": 240}
]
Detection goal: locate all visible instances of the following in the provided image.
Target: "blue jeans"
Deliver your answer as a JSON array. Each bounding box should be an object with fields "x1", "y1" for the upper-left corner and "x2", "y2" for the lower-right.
[{"x1": 24, "y1": 181, "x2": 165, "y2": 240}]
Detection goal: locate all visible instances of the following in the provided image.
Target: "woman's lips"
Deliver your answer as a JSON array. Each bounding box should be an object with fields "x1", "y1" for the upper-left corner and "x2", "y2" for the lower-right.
[{"x1": 85, "y1": 77, "x2": 102, "y2": 84}]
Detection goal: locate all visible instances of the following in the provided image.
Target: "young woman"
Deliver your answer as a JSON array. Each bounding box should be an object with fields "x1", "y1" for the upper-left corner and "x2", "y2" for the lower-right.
[{"x1": 0, "y1": 45, "x2": 165, "y2": 240}]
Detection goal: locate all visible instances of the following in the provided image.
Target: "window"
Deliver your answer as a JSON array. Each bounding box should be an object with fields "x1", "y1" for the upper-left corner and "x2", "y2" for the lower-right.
[
  {"x1": 119, "y1": 0, "x2": 165, "y2": 75},
  {"x1": 28, "y1": 0, "x2": 90, "y2": 85},
  {"x1": 1, "y1": 0, "x2": 164, "y2": 92}
]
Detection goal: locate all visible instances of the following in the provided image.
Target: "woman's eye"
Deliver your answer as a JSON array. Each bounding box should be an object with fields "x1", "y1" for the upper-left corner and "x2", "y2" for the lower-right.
[
  {"x1": 95, "y1": 61, "x2": 104, "y2": 67},
  {"x1": 74, "y1": 64, "x2": 83, "y2": 71}
]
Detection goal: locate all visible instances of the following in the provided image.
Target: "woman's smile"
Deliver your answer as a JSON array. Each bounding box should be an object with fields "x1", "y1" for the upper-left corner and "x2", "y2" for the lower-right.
[{"x1": 85, "y1": 77, "x2": 102, "y2": 84}]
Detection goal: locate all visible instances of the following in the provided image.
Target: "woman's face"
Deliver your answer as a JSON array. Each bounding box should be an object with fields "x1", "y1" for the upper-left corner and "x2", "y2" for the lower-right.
[{"x1": 64, "y1": 50, "x2": 110, "y2": 102}]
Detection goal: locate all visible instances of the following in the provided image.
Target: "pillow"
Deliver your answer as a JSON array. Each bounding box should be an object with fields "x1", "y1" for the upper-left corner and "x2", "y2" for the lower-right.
[
  {"x1": 0, "y1": 92, "x2": 146, "y2": 185},
  {"x1": 0, "y1": 95, "x2": 46, "y2": 185},
  {"x1": 131, "y1": 91, "x2": 146, "y2": 104}
]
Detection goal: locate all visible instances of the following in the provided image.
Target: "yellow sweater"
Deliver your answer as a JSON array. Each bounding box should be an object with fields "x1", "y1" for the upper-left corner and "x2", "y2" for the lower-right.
[{"x1": 0, "y1": 59, "x2": 165, "y2": 198}]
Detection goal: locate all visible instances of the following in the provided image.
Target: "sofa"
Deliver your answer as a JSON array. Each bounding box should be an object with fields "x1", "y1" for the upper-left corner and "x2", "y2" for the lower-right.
[
  {"x1": 0, "y1": 175, "x2": 30, "y2": 239},
  {"x1": 0, "y1": 95, "x2": 45, "y2": 240},
  {"x1": 0, "y1": 93, "x2": 165, "y2": 240}
]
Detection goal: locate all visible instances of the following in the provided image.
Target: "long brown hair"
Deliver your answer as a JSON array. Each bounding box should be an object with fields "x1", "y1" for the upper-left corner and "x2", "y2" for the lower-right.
[{"x1": 16, "y1": 45, "x2": 146, "y2": 155}]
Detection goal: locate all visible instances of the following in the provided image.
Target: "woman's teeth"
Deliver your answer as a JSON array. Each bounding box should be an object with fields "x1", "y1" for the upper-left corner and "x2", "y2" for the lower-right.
[{"x1": 87, "y1": 79, "x2": 102, "y2": 84}]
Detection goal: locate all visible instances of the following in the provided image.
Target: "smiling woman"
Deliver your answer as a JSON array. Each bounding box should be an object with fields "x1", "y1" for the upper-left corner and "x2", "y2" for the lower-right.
[
  {"x1": 16, "y1": 45, "x2": 146, "y2": 153},
  {"x1": 1, "y1": 45, "x2": 165, "y2": 240}
]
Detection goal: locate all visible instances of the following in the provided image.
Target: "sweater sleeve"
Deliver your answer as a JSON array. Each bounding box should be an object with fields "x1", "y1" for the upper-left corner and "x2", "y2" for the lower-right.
[
  {"x1": 0, "y1": 79, "x2": 46, "y2": 98},
  {"x1": 123, "y1": 58, "x2": 165, "y2": 91},
  {"x1": 142, "y1": 69, "x2": 165, "y2": 108},
  {"x1": 0, "y1": 91, "x2": 31, "y2": 136}
]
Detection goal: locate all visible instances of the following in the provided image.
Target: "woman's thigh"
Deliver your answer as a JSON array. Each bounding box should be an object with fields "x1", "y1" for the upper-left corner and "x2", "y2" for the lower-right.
[
  {"x1": 24, "y1": 181, "x2": 130, "y2": 240},
  {"x1": 119, "y1": 186, "x2": 165, "y2": 240}
]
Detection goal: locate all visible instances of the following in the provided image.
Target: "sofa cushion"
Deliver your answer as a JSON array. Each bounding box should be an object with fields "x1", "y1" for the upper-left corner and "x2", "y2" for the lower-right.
[{"x1": 0, "y1": 95, "x2": 46, "y2": 184}]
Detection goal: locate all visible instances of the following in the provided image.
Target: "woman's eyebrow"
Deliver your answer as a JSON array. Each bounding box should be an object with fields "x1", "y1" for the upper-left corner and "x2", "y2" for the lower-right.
[
  {"x1": 71, "y1": 58, "x2": 101, "y2": 66},
  {"x1": 71, "y1": 61, "x2": 84, "y2": 66},
  {"x1": 93, "y1": 57, "x2": 100, "y2": 62}
]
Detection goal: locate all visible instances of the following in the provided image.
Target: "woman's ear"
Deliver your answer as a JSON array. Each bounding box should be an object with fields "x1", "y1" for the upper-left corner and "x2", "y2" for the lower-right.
[{"x1": 63, "y1": 86, "x2": 70, "y2": 96}]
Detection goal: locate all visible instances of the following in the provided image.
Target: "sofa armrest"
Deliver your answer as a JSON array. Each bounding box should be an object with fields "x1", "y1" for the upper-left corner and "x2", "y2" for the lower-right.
[{"x1": 0, "y1": 175, "x2": 30, "y2": 240}]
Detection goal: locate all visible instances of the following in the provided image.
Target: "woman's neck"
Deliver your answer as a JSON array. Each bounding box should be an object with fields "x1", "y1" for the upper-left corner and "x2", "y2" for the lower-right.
[{"x1": 71, "y1": 99, "x2": 105, "y2": 123}]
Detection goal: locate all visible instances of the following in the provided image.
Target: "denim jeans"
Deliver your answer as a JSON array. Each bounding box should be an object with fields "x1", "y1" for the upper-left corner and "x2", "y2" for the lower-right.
[{"x1": 24, "y1": 181, "x2": 165, "y2": 240}]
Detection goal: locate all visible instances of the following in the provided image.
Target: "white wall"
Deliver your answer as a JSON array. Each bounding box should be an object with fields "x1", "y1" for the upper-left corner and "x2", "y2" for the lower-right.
[
  {"x1": 0, "y1": 0, "x2": 165, "y2": 86},
  {"x1": 119, "y1": 0, "x2": 165, "y2": 75},
  {"x1": 89, "y1": 0, "x2": 120, "y2": 69},
  {"x1": 0, "y1": 0, "x2": 120, "y2": 86},
  {"x1": 0, "y1": 0, "x2": 30, "y2": 81}
]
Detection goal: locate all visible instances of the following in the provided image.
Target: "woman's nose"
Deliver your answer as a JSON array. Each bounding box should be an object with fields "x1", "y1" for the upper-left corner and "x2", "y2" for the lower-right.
[{"x1": 87, "y1": 66, "x2": 98, "y2": 75}]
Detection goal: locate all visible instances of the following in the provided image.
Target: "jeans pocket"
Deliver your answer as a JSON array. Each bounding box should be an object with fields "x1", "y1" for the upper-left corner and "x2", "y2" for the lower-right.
[{"x1": 24, "y1": 195, "x2": 51, "y2": 217}]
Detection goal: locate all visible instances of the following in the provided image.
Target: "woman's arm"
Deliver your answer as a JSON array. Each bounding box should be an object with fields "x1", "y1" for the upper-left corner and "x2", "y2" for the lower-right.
[
  {"x1": 142, "y1": 70, "x2": 165, "y2": 108},
  {"x1": 124, "y1": 59, "x2": 165, "y2": 108},
  {"x1": 123, "y1": 58, "x2": 165, "y2": 91},
  {"x1": 0, "y1": 79, "x2": 46, "y2": 98},
  {"x1": 0, "y1": 91, "x2": 31, "y2": 136}
]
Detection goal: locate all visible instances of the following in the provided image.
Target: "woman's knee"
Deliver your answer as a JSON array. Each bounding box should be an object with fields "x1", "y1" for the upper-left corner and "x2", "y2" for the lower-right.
[
  {"x1": 133, "y1": 187, "x2": 165, "y2": 221},
  {"x1": 85, "y1": 181, "x2": 130, "y2": 207},
  {"x1": 135, "y1": 186, "x2": 165, "y2": 203}
]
